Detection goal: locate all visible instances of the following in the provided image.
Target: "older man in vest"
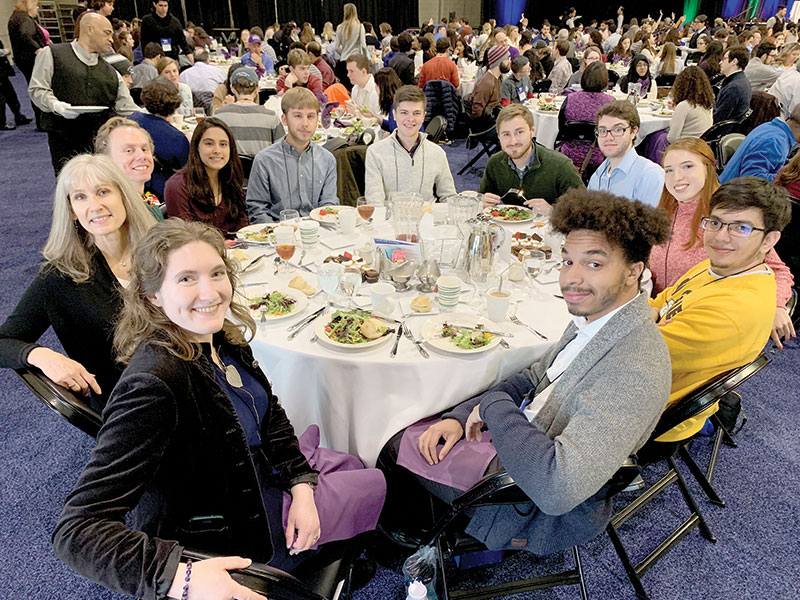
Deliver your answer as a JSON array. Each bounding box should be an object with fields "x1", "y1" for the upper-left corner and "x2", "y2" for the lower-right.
[{"x1": 29, "y1": 12, "x2": 138, "y2": 173}]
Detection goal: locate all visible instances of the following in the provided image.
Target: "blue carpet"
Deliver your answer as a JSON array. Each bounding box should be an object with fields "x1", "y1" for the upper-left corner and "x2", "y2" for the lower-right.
[{"x1": 2, "y1": 71, "x2": 800, "y2": 599}]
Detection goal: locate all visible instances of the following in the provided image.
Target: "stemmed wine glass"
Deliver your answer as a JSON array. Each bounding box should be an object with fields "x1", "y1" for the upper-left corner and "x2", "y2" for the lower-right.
[
  {"x1": 522, "y1": 250, "x2": 546, "y2": 299},
  {"x1": 274, "y1": 226, "x2": 295, "y2": 275},
  {"x1": 467, "y1": 257, "x2": 493, "y2": 311},
  {"x1": 339, "y1": 267, "x2": 362, "y2": 310},
  {"x1": 356, "y1": 196, "x2": 375, "y2": 230},
  {"x1": 280, "y1": 209, "x2": 300, "y2": 224},
  {"x1": 318, "y1": 262, "x2": 344, "y2": 310}
]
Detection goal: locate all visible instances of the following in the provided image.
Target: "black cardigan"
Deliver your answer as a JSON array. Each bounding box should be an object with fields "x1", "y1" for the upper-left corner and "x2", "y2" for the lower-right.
[
  {"x1": 52, "y1": 336, "x2": 317, "y2": 599},
  {"x1": 0, "y1": 252, "x2": 123, "y2": 409}
]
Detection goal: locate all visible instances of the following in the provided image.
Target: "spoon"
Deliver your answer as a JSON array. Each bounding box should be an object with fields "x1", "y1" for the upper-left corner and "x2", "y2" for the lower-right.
[{"x1": 273, "y1": 256, "x2": 281, "y2": 275}]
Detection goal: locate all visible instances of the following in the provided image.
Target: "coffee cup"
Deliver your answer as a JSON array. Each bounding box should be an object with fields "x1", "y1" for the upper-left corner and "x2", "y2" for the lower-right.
[
  {"x1": 436, "y1": 275, "x2": 462, "y2": 311},
  {"x1": 486, "y1": 290, "x2": 511, "y2": 322},
  {"x1": 173, "y1": 113, "x2": 184, "y2": 127},
  {"x1": 337, "y1": 207, "x2": 357, "y2": 235},
  {"x1": 274, "y1": 225, "x2": 294, "y2": 246},
  {"x1": 370, "y1": 282, "x2": 396, "y2": 314},
  {"x1": 299, "y1": 220, "x2": 320, "y2": 247}
]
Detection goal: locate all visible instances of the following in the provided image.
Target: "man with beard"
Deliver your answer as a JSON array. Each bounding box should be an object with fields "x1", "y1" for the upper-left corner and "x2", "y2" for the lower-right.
[
  {"x1": 468, "y1": 44, "x2": 510, "y2": 121},
  {"x1": 480, "y1": 104, "x2": 583, "y2": 214},
  {"x1": 377, "y1": 189, "x2": 672, "y2": 555},
  {"x1": 588, "y1": 100, "x2": 664, "y2": 207},
  {"x1": 650, "y1": 177, "x2": 791, "y2": 442}
]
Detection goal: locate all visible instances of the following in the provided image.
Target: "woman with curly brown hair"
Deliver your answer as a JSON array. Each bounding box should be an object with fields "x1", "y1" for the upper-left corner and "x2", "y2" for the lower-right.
[
  {"x1": 667, "y1": 66, "x2": 714, "y2": 143},
  {"x1": 651, "y1": 138, "x2": 794, "y2": 343},
  {"x1": 164, "y1": 118, "x2": 248, "y2": 233}
]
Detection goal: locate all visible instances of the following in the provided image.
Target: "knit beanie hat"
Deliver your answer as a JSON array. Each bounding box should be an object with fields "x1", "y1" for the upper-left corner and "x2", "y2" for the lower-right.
[{"x1": 486, "y1": 45, "x2": 511, "y2": 69}]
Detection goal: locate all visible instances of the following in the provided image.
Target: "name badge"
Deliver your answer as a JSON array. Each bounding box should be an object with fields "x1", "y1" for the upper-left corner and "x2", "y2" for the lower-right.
[
  {"x1": 161, "y1": 38, "x2": 172, "y2": 52},
  {"x1": 517, "y1": 86, "x2": 526, "y2": 102}
]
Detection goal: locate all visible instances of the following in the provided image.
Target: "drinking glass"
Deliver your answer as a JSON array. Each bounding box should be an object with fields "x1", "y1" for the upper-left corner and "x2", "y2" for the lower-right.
[
  {"x1": 339, "y1": 267, "x2": 362, "y2": 309},
  {"x1": 522, "y1": 250, "x2": 546, "y2": 299},
  {"x1": 467, "y1": 257, "x2": 492, "y2": 310},
  {"x1": 356, "y1": 197, "x2": 375, "y2": 230},
  {"x1": 195, "y1": 107, "x2": 206, "y2": 121},
  {"x1": 274, "y1": 226, "x2": 295, "y2": 275},
  {"x1": 280, "y1": 209, "x2": 300, "y2": 223},
  {"x1": 318, "y1": 262, "x2": 344, "y2": 309}
]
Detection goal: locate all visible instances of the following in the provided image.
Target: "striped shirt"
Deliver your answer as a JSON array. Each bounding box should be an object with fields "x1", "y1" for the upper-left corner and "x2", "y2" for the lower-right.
[{"x1": 213, "y1": 103, "x2": 285, "y2": 158}]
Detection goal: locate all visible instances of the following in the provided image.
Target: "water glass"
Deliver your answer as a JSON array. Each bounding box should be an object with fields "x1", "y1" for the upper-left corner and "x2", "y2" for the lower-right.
[
  {"x1": 280, "y1": 209, "x2": 300, "y2": 223},
  {"x1": 318, "y1": 262, "x2": 344, "y2": 308},
  {"x1": 339, "y1": 267, "x2": 362, "y2": 309},
  {"x1": 337, "y1": 207, "x2": 358, "y2": 236}
]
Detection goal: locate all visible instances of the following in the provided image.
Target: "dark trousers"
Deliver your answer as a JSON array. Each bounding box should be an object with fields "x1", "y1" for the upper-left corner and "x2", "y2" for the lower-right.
[
  {"x1": 47, "y1": 130, "x2": 94, "y2": 174},
  {"x1": 334, "y1": 61, "x2": 353, "y2": 92},
  {"x1": 0, "y1": 74, "x2": 22, "y2": 125}
]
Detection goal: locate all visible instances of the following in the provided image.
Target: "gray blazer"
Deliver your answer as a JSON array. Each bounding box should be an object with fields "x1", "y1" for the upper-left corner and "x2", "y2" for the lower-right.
[{"x1": 444, "y1": 293, "x2": 672, "y2": 554}]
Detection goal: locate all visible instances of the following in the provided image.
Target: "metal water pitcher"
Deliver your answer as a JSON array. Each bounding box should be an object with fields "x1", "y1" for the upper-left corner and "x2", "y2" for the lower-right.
[{"x1": 460, "y1": 215, "x2": 494, "y2": 274}]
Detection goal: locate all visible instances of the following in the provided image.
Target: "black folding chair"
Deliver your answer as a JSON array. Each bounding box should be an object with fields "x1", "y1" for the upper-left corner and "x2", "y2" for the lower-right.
[
  {"x1": 14, "y1": 368, "x2": 102, "y2": 437},
  {"x1": 457, "y1": 103, "x2": 499, "y2": 176},
  {"x1": 607, "y1": 352, "x2": 771, "y2": 599},
  {"x1": 701, "y1": 109, "x2": 752, "y2": 171},
  {"x1": 417, "y1": 464, "x2": 640, "y2": 600},
  {"x1": 425, "y1": 115, "x2": 447, "y2": 144}
]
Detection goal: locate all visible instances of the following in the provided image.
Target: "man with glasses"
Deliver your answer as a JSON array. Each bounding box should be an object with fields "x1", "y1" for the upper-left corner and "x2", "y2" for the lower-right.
[
  {"x1": 714, "y1": 46, "x2": 751, "y2": 123},
  {"x1": 744, "y1": 42, "x2": 780, "y2": 93},
  {"x1": 719, "y1": 104, "x2": 800, "y2": 183},
  {"x1": 650, "y1": 177, "x2": 791, "y2": 441},
  {"x1": 587, "y1": 101, "x2": 664, "y2": 207}
]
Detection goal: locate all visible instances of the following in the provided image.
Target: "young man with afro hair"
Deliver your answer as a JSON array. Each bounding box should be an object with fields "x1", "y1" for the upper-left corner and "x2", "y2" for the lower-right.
[{"x1": 379, "y1": 188, "x2": 673, "y2": 555}]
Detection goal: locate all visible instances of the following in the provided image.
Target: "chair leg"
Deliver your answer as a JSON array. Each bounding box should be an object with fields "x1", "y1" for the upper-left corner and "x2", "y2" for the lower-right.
[
  {"x1": 710, "y1": 413, "x2": 738, "y2": 448},
  {"x1": 667, "y1": 456, "x2": 716, "y2": 543},
  {"x1": 572, "y1": 546, "x2": 589, "y2": 600},
  {"x1": 678, "y1": 445, "x2": 725, "y2": 507},
  {"x1": 605, "y1": 524, "x2": 650, "y2": 600},
  {"x1": 436, "y1": 536, "x2": 451, "y2": 600}
]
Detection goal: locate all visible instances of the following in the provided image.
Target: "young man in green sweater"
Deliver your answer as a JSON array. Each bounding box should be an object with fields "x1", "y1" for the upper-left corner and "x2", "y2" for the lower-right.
[{"x1": 480, "y1": 104, "x2": 584, "y2": 214}]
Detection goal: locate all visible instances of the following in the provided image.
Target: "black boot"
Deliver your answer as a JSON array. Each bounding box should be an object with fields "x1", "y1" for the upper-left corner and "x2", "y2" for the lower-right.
[{"x1": 15, "y1": 114, "x2": 32, "y2": 126}]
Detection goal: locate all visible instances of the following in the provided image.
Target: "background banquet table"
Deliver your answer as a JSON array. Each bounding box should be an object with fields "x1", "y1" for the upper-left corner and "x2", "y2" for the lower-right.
[
  {"x1": 238, "y1": 209, "x2": 571, "y2": 466},
  {"x1": 528, "y1": 101, "x2": 672, "y2": 149}
]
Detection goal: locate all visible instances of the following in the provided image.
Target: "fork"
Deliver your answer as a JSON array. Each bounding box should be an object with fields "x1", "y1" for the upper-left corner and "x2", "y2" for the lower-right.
[{"x1": 509, "y1": 314, "x2": 548, "y2": 340}]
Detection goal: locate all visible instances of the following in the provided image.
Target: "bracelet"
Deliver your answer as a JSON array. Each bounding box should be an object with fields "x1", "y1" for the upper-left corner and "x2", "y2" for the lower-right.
[{"x1": 181, "y1": 559, "x2": 192, "y2": 600}]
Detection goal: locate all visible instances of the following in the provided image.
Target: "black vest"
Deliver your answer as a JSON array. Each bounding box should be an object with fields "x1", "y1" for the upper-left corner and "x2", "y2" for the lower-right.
[{"x1": 40, "y1": 43, "x2": 117, "y2": 133}]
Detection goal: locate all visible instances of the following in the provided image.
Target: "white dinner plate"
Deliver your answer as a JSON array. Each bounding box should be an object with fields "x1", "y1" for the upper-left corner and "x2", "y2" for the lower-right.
[
  {"x1": 483, "y1": 206, "x2": 534, "y2": 224},
  {"x1": 70, "y1": 105, "x2": 108, "y2": 113},
  {"x1": 228, "y1": 247, "x2": 266, "y2": 275},
  {"x1": 236, "y1": 223, "x2": 277, "y2": 243},
  {"x1": 243, "y1": 286, "x2": 308, "y2": 322},
  {"x1": 420, "y1": 313, "x2": 503, "y2": 355},
  {"x1": 315, "y1": 311, "x2": 397, "y2": 350},
  {"x1": 309, "y1": 206, "x2": 340, "y2": 223}
]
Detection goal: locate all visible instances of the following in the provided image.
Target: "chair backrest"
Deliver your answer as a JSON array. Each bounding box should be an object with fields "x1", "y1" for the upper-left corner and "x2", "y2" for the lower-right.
[
  {"x1": 655, "y1": 73, "x2": 676, "y2": 87},
  {"x1": 719, "y1": 133, "x2": 745, "y2": 168},
  {"x1": 152, "y1": 154, "x2": 177, "y2": 185},
  {"x1": 555, "y1": 120, "x2": 596, "y2": 145},
  {"x1": 532, "y1": 79, "x2": 552, "y2": 93},
  {"x1": 239, "y1": 154, "x2": 255, "y2": 181},
  {"x1": 650, "y1": 352, "x2": 771, "y2": 440},
  {"x1": 424, "y1": 115, "x2": 447, "y2": 143},
  {"x1": 14, "y1": 368, "x2": 102, "y2": 437}
]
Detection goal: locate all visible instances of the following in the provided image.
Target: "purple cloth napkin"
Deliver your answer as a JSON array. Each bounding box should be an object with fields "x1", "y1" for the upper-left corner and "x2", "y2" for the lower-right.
[
  {"x1": 396, "y1": 417, "x2": 498, "y2": 492},
  {"x1": 281, "y1": 425, "x2": 387, "y2": 548}
]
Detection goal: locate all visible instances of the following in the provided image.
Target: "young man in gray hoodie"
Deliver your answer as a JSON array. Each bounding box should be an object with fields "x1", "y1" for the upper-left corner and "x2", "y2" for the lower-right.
[{"x1": 364, "y1": 85, "x2": 456, "y2": 204}]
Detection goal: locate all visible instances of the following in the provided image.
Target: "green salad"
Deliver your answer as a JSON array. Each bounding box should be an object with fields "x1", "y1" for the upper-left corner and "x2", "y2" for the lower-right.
[
  {"x1": 325, "y1": 310, "x2": 393, "y2": 344},
  {"x1": 248, "y1": 291, "x2": 296, "y2": 316},
  {"x1": 489, "y1": 206, "x2": 531, "y2": 221},
  {"x1": 243, "y1": 225, "x2": 276, "y2": 242},
  {"x1": 441, "y1": 323, "x2": 494, "y2": 349}
]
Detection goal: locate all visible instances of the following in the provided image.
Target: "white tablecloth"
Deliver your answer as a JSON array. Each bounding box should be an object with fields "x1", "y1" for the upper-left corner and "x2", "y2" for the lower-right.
[
  {"x1": 241, "y1": 210, "x2": 571, "y2": 466},
  {"x1": 528, "y1": 103, "x2": 672, "y2": 149}
]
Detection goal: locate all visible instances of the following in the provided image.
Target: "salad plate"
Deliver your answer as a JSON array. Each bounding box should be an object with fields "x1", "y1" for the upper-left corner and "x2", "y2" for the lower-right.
[
  {"x1": 420, "y1": 313, "x2": 503, "y2": 355},
  {"x1": 309, "y1": 206, "x2": 340, "y2": 223},
  {"x1": 315, "y1": 310, "x2": 396, "y2": 350},
  {"x1": 483, "y1": 205, "x2": 533, "y2": 223},
  {"x1": 244, "y1": 286, "x2": 308, "y2": 321},
  {"x1": 236, "y1": 223, "x2": 278, "y2": 243}
]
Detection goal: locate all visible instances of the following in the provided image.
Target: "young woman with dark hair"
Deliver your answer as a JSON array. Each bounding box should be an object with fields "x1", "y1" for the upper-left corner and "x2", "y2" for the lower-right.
[{"x1": 164, "y1": 118, "x2": 248, "y2": 233}]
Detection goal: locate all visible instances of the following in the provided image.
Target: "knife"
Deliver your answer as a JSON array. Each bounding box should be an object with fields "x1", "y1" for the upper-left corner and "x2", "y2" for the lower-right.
[
  {"x1": 241, "y1": 254, "x2": 268, "y2": 274},
  {"x1": 287, "y1": 309, "x2": 325, "y2": 340},
  {"x1": 286, "y1": 306, "x2": 325, "y2": 333},
  {"x1": 403, "y1": 324, "x2": 429, "y2": 358},
  {"x1": 444, "y1": 323, "x2": 514, "y2": 338},
  {"x1": 389, "y1": 322, "x2": 404, "y2": 357}
]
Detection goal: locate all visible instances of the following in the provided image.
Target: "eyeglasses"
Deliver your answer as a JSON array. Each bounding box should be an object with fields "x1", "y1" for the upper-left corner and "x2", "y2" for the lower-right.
[
  {"x1": 700, "y1": 217, "x2": 766, "y2": 238},
  {"x1": 595, "y1": 125, "x2": 631, "y2": 138}
]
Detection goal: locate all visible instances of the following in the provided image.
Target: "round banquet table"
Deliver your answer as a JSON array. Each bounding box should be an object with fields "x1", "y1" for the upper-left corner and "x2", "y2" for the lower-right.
[
  {"x1": 238, "y1": 208, "x2": 571, "y2": 466},
  {"x1": 527, "y1": 101, "x2": 672, "y2": 150}
]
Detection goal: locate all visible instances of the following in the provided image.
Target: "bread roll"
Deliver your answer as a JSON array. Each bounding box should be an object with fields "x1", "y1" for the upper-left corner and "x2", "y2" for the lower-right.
[
  {"x1": 411, "y1": 295, "x2": 432, "y2": 313},
  {"x1": 289, "y1": 275, "x2": 315, "y2": 296}
]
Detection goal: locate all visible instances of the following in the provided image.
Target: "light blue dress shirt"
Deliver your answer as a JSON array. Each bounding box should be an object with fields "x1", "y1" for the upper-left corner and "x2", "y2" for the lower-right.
[{"x1": 588, "y1": 147, "x2": 665, "y2": 207}]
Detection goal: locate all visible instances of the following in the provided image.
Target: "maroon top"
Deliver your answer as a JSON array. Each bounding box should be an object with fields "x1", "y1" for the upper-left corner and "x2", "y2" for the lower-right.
[{"x1": 164, "y1": 172, "x2": 249, "y2": 234}]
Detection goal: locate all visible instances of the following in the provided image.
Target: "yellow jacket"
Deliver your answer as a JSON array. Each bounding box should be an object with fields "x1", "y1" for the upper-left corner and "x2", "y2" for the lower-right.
[{"x1": 649, "y1": 260, "x2": 775, "y2": 441}]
